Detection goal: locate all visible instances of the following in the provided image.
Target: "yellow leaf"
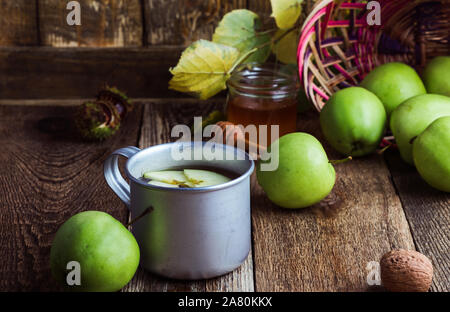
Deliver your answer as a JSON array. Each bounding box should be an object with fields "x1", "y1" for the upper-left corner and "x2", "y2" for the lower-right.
[
  {"x1": 272, "y1": 29, "x2": 300, "y2": 64},
  {"x1": 169, "y1": 40, "x2": 240, "y2": 100},
  {"x1": 270, "y1": 0, "x2": 304, "y2": 29}
]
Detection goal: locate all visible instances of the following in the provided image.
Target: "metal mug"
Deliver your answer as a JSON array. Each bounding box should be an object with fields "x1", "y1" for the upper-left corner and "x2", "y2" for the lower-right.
[{"x1": 104, "y1": 142, "x2": 254, "y2": 280}]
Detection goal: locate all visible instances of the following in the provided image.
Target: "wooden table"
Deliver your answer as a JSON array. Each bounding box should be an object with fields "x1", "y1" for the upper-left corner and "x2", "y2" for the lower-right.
[{"x1": 0, "y1": 99, "x2": 448, "y2": 292}]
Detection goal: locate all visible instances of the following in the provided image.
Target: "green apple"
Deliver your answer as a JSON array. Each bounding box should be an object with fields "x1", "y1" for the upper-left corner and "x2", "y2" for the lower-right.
[
  {"x1": 256, "y1": 132, "x2": 336, "y2": 209},
  {"x1": 361, "y1": 62, "x2": 426, "y2": 116},
  {"x1": 390, "y1": 94, "x2": 450, "y2": 165},
  {"x1": 423, "y1": 56, "x2": 450, "y2": 96},
  {"x1": 50, "y1": 211, "x2": 140, "y2": 292},
  {"x1": 320, "y1": 87, "x2": 387, "y2": 156},
  {"x1": 413, "y1": 116, "x2": 450, "y2": 192}
]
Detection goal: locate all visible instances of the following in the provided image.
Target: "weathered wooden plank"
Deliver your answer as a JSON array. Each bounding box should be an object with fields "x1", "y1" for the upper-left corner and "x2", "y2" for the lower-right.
[
  {"x1": 0, "y1": 47, "x2": 182, "y2": 100},
  {"x1": 0, "y1": 99, "x2": 447, "y2": 292},
  {"x1": 123, "y1": 100, "x2": 255, "y2": 292},
  {"x1": 206, "y1": 253, "x2": 254, "y2": 292},
  {"x1": 124, "y1": 251, "x2": 254, "y2": 292},
  {"x1": 251, "y1": 111, "x2": 416, "y2": 291},
  {"x1": 39, "y1": 0, "x2": 143, "y2": 47},
  {"x1": 247, "y1": 0, "x2": 272, "y2": 19},
  {"x1": 0, "y1": 103, "x2": 143, "y2": 291},
  {"x1": 0, "y1": 99, "x2": 87, "y2": 107},
  {"x1": 0, "y1": 0, "x2": 38, "y2": 46},
  {"x1": 385, "y1": 152, "x2": 450, "y2": 292},
  {"x1": 143, "y1": 0, "x2": 247, "y2": 45},
  {"x1": 0, "y1": 98, "x2": 220, "y2": 107}
]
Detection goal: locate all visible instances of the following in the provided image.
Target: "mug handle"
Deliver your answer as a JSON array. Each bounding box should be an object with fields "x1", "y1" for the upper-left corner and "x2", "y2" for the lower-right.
[{"x1": 104, "y1": 146, "x2": 141, "y2": 208}]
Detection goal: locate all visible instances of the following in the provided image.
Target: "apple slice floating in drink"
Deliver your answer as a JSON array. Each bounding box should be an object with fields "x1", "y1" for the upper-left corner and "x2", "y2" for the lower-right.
[
  {"x1": 143, "y1": 169, "x2": 231, "y2": 188},
  {"x1": 147, "y1": 180, "x2": 180, "y2": 188},
  {"x1": 143, "y1": 170, "x2": 190, "y2": 185},
  {"x1": 183, "y1": 169, "x2": 231, "y2": 187}
]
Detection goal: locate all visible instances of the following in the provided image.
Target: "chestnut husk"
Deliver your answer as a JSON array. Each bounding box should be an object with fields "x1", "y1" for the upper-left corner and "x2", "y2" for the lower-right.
[
  {"x1": 96, "y1": 86, "x2": 133, "y2": 119},
  {"x1": 74, "y1": 100, "x2": 121, "y2": 141}
]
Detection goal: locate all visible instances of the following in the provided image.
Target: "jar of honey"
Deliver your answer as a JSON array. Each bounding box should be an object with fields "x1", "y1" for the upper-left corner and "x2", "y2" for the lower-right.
[{"x1": 226, "y1": 63, "x2": 298, "y2": 146}]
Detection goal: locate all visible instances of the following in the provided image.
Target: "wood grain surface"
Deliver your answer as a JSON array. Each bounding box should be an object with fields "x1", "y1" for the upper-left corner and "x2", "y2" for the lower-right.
[
  {"x1": 251, "y1": 110, "x2": 416, "y2": 292},
  {"x1": 39, "y1": 0, "x2": 143, "y2": 47},
  {"x1": 247, "y1": 0, "x2": 272, "y2": 21},
  {"x1": 0, "y1": 104, "x2": 143, "y2": 291},
  {"x1": 0, "y1": 0, "x2": 335, "y2": 48},
  {"x1": 143, "y1": 0, "x2": 247, "y2": 45},
  {"x1": 0, "y1": 47, "x2": 182, "y2": 100},
  {"x1": 0, "y1": 0, "x2": 38, "y2": 46},
  {"x1": 0, "y1": 100, "x2": 448, "y2": 292},
  {"x1": 385, "y1": 153, "x2": 450, "y2": 292}
]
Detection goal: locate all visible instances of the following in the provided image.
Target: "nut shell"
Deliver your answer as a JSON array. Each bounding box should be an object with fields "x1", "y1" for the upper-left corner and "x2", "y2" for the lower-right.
[
  {"x1": 97, "y1": 86, "x2": 132, "y2": 119},
  {"x1": 380, "y1": 249, "x2": 433, "y2": 292},
  {"x1": 74, "y1": 100, "x2": 120, "y2": 140}
]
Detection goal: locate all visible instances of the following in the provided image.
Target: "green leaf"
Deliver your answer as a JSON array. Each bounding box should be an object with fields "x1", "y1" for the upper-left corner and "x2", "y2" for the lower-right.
[
  {"x1": 272, "y1": 28, "x2": 300, "y2": 64},
  {"x1": 212, "y1": 9, "x2": 271, "y2": 64},
  {"x1": 270, "y1": 0, "x2": 303, "y2": 29},
  {"x1": 169, "y1": 40, "x2": 240, "y2": 100}
]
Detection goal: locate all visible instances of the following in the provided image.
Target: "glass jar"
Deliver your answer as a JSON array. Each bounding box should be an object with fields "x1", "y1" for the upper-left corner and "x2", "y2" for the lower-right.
[{"x1": 226, "y1": 63, "x2": 298, "y2": 146}]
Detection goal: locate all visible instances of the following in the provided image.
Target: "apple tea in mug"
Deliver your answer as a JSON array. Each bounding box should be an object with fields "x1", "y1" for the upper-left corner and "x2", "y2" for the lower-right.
[{"x1": 104, "y1": 143, "x2": 254, "y2": 279}]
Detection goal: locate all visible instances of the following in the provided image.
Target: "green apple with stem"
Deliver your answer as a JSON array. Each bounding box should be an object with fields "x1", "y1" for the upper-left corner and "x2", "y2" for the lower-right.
[
  {"x1": 413, "y1": 116, "x2": 450, "y2": 192},
  {"x1": 423, "y1": 56, "x2": 450, "y2": 96},
  {"x1": 256, "y1": 132, "x2": 336, "y2": 209},
  {"x1": 320, "y1": 87, "x2": 387, "y2": 157},
  {"x1": 50, "y1": 211, "x2": 140, "y2": 292},
  {"x1": 390, "y1": 94, "x2": 450, "y2": 165},
  {"x1": 361, "y1": 62, "x2": 426, "y2": 116}
]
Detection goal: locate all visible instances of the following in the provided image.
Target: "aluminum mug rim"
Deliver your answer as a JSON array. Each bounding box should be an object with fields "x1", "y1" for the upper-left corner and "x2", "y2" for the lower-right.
[{"x1": 124, "y1": 142, "x2": 255, "y2": 192}]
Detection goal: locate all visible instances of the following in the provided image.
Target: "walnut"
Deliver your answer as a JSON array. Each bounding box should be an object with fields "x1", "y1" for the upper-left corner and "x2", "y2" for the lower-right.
[{"x1": 380, "y1": 249, "x2": 433, "y2": 292}]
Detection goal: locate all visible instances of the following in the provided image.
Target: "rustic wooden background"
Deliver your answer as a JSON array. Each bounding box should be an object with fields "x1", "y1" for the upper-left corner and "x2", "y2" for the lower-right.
[
  {"x1": 0, "y1": 0, "x2": 276, "y2": 47},
  {"x1": 1, "y1": 100, "x2": 449, "y2": 292},
  {"x1": 0, "y1": 0, "x2": 449, "y2": 293},
  {"x1": 0, "y1": 0, "x2": 314, "y2": 100}
]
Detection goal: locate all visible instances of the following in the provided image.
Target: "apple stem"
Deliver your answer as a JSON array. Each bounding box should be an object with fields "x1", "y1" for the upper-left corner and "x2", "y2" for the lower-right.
[
  {"x1": 409, "y1": 136, "x2": 418, "y2": 145},
  {"x1": 329, "y1": 156, "x2": 352, "y2": 165},
  {"x1": 126, "y1": 206, "x2": 153, "y2": 227},
  {"x1": 377, "y1": 144, "x2": 392, "y2": 155}
]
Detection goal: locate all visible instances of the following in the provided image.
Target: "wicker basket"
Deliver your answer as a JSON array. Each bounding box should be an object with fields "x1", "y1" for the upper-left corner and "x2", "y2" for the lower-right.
[{"x1": 297, "y1": 0, "x2": 450, "y2": 112}]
